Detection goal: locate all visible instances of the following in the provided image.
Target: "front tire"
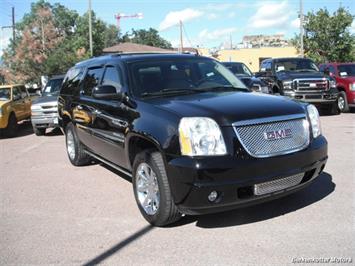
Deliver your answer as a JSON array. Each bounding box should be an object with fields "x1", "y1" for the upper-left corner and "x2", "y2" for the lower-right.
[
  {"x1": 337, "y1": 91, "x2": 349, "y2": 113},
  {"x1": 4, "y1": 113, "x2": 18, "y2": 137},
  {"x1": 34, "y1": 127, "x2": 46, "y2": 136},
  {"x1": 133, "y1": 150, "x2": 181, "y2": 226},
  {"x1": 65, "y1": 122, "x2": 91, "y2": 166}
]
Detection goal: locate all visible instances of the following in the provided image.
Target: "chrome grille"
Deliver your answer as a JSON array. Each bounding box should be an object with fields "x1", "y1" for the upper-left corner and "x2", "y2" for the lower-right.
[
  {"x1": 294, "y1": 78, "x2": 328, "y2": 91},
  {"x1": 233, "y1": 115, "x2": 310, "y2": 158},
  {"x1": 254, "y1": 173, "x2": 304, "y2": 195}
]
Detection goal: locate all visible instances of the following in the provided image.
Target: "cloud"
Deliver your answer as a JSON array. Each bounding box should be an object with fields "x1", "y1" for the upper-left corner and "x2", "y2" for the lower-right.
[
  {"x1": 198, "y1": 27, "x2": 238, "y2": 40},
  {"x1": 207, "y1": 13, "x2": 218, "y2": 20},
  {"x1": 248, "y1": 1, "x2": 292, "y2": 29},
  {"x1": 158, "y1": 8, "x2": 203, "y2": 31},
  {"x1": 228, "y1": 12, "x2": 236, "y2": 18},
  {"x1": 350, "y1": 21, "x2": 355, "y2": 34},
  {"x1": 291, "y1": 18, "x2": 300, "y2": 28},
  {"x1": 0, "y1": 28, "x2": 12, "y2": 57}
]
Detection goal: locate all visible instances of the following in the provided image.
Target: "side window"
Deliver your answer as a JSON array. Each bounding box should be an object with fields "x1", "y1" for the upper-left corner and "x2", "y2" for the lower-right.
[
  {"x1": 12, "y1": 87, "x2": 21, "y2": 101},
  {"x1": 82, "y1": 67, "x2": 104, "y2": 96},
  {"x1": 61, "y1": 68, "x2": 84, "y2": 95},
  {"x1": 19, "y1": 86, "x2": 28, "y2": 98},
  {"x1": 101, "y1": 66, "x2": 122, "y2": 92}
]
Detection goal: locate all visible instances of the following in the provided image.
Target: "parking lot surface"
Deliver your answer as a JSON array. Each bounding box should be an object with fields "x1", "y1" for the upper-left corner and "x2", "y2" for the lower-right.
[{"x1": 1, "y1": 114, "x2": 354, "y2": 265}]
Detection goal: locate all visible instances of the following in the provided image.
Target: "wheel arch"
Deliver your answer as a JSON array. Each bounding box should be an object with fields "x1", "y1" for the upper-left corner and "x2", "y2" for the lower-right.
[{"x1": 126, "y1": 133, "x2": 164, "y2": 171}]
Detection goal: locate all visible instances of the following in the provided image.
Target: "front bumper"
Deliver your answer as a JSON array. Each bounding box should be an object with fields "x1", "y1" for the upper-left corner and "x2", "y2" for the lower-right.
[
  {"x1": 284, "y1": 90, "x2": 338, "y2": 104},
  {"x1": 31, "y1": 114, "x2": 59, "y2": 129},
  {"x1": 166, "y1": 136, "x2": 327, "y2": 215}
]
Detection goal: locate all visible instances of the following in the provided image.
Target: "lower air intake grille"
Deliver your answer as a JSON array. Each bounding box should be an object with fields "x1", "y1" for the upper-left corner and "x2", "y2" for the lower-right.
[{"x1": 254, "y1": 173, "x2": 305, "y2": 196}]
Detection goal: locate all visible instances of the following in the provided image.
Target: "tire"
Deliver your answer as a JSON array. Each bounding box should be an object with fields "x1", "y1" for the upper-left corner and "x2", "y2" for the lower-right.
[
  {"x1": 337, "y1": 91, "x2": 349, "y2": 113},
  {"x1": 4, "y1": 113, "x2": 18, "y2": 137},
  {"x1": 327, "y1": 102, "x2": 340, "y2": 115},
  {"x1": 132, "y1": 150, "x2": 182, "y2": 226},
  {"x1": 34, "y1": 127, "x2": 46, "y2": 136},
  {"x1": 65, "y1": 122, "x2": 91, "y2": 166}
]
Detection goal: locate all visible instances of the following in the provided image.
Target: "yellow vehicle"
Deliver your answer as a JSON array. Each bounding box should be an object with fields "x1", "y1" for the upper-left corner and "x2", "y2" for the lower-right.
[{"x1": 0, "y1": 84, "x2": 32, "y2": 137}]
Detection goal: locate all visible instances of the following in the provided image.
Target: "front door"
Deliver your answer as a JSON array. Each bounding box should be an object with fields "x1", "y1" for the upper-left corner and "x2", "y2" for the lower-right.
[{"x1": 75, "y1": 65, "x2": 129, "y2": 168}]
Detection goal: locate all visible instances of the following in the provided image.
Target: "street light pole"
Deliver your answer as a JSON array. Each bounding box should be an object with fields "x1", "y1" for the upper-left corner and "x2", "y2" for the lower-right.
[
  {"x1": 300, "y1": 0, "x2": 304, "y2": 58},
  {"x1": 88, "y1": 0, "x2": 93, "y2": 57}
]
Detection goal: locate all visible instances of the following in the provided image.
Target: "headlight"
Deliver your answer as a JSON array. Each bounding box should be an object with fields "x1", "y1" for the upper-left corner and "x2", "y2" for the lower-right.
[
  {"x1": 282, "y1": 80, "x2": 292, "y2": 90},
  {"x1": 350, "y1": 83, "x2": 355, "y2": 91},
  {"x1": 307, "y1": 104, "x2": 321, "y2": 138},
  {"x1": 329, "y1": 79, "x2": 336, "y2": 89},
  {"x1": 179, "y1": 117, "x2": 227, "y2": 156}
]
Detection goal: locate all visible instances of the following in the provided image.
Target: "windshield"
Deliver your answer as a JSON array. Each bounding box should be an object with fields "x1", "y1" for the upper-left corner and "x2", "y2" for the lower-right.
[
  {"x1": 223, "y1": 63, "x2": 252, "y2": 76},
  {"x1": 43, "y1": 78, "x2": 63, "y2": 96},
  {"x1": 129, "y1": 58, "x2": 248, "y2": 98},
  {"x1": 338, "y1": 64, "x2": 355, "y2": 77},
  {"x1": 0, "y1": 88, "x2": 11, "y2": 101},
  {"x1": 274, "y1": 59, "x2": 319, "y2": 72}
]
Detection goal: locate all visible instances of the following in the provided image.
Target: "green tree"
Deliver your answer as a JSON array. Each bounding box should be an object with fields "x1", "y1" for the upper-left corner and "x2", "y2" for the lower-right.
[
  {"x1": 292, "y1": 7, "x2": 355, "y2": 63},
  {"x1": 121, "y1": 28, "x2": 172, "y2": 49},
  {"x1": 1, "y1": 0, "x2": 118, "y2": 84}
]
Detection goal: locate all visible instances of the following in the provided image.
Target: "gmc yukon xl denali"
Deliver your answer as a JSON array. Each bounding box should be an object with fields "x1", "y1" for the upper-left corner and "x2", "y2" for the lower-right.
[
  {"x1": 58, "y1": 53, "x2": 328, "y2": 226},
  {"x1": 257, "y1": 57, "x2": 339, "y2": 114}
]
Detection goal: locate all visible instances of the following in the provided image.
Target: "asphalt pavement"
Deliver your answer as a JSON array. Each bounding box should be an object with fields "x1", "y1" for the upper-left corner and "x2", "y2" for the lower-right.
[{"x1": 1, "y1": 113, "x2": 354, "y2": 265}]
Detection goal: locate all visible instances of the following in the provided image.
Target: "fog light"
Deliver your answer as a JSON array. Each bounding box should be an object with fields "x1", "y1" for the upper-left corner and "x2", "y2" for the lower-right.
[{"x1": 208, "y1": 191, "x2": 218, "y2": 202}]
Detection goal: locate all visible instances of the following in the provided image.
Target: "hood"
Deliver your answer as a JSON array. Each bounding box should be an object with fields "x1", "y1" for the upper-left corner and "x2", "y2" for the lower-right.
[
  {"x1": 146, "y1": 91, "x2": 306, "y2": 126},
  {"x1": 276, "y1": 71, "x2": 325, "y2": 81},
  {"x1": 32, "y1": 95, "x2": 58, "y2": 106}
]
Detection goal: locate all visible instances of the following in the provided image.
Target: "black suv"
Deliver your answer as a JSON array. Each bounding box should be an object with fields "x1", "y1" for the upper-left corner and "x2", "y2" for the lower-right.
[
  {"x1": 58, "y1": 53, "x2": 328, "y2": 226},
  {"x1": 257, "y1": 57, "x2": 339, "y2": 114}
]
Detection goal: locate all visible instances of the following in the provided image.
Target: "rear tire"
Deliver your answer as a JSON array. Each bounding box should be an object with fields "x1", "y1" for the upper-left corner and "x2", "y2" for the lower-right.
[
  {"x1": 133, "y1": 150, "x2": 182, "y2": 226},
  {"x1": 327, "y1": 102, "x2": 340, "y2": 115},
  {"x1": 337, "y1": 91, "x2": 349, "y2": 113},
  {"x1": 34, "y1": 127, "x2": 46, "y2": 136},
  {"x1": 4, "y1": 113, "x2": 18, "y2": 137},
  {"x1": 65, "y1": 122, "x2": 91, "y2": 166}
]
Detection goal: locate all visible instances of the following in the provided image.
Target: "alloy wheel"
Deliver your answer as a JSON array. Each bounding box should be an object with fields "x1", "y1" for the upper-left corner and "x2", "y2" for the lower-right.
[{"x1": 135, "y1": 162, "x2": 160, "y2": 215}]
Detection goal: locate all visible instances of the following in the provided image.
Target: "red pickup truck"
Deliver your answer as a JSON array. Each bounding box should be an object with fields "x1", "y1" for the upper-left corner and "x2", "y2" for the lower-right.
[{"x1": 319, "y1": 63, "x2": 355, "y2": 112}]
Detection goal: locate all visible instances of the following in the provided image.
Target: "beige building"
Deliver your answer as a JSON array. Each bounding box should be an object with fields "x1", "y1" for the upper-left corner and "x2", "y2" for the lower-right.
[{"x1": 214, "y1": 46, "x2": 299, "y2": 72}]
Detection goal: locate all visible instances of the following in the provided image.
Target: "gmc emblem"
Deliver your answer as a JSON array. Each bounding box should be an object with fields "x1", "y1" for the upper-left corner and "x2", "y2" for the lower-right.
[{"x1": 264, "y1": 129, "x2": 292, "y2": 141}]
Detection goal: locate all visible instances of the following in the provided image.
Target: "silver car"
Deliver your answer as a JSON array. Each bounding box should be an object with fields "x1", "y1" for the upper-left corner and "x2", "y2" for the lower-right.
[{"x1": 31, "y1": 75, "x2": 64, "y2": 136}]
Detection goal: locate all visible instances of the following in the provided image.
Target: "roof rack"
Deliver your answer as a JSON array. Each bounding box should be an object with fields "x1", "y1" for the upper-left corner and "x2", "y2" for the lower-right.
[{"x1": 107, "y1": 51, "x2": 178, "y2": 56}]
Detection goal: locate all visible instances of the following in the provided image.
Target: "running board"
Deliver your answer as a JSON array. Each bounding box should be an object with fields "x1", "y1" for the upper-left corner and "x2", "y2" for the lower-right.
[{"x1": 84, "y1": 150, "x2": 132, "y2": 177}]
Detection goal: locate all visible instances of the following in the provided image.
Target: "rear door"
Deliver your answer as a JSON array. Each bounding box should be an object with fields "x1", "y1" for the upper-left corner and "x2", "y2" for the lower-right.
[
  {"x1": 19, "y1": 85, "x2": 31, "y2": 118},
  {"x1": 11, "y1": 87, "x2": 24, "y2": 119}
]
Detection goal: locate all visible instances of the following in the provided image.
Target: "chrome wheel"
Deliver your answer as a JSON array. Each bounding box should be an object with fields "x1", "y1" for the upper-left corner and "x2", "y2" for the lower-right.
[
  {"x1": 66, "y1": 130, "x2": 76, "y2": 160},
  {"x1": 135, "y1": 162, "x2": 160, "y2": 215},
  {"x1": 338, "y1": 96, "x2": 345, "y2": 111}
]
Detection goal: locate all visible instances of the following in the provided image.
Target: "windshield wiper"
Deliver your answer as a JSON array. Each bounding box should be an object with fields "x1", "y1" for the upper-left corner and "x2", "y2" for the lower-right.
[
  {"x1": 295, "y1": 69, "x2": 317, "y2": 72},
  {"x1": 141, "y1": 88, "x2": 199, "y2": 98},
  {"x1": 195, "y1": 85, "x2": 248, "y2": 92}
]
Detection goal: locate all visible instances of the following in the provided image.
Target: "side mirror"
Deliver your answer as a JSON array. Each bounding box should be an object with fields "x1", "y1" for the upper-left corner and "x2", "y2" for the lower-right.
[{"x1": 92, "y1": 85, "x2": 122, "y2": 100}]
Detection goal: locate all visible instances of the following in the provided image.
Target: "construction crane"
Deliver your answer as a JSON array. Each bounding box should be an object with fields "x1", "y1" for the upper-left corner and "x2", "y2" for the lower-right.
[{"x1": 114, "y1": 12, "x2": 143, "y2": 32}]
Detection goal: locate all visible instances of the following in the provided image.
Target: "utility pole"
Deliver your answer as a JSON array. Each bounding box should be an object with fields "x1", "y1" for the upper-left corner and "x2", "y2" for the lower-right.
[
  {"x1": 1, "y1": 6, "x2": 16, "y2": 43},
  {"x1": 11, "y1": 7, "x2": 15, "y2": 42},
  {"x1": 300, "y1": 0, "x2": 304, "y2": 58},
  {"x1": 179, "y1": 20, "x2": 183, "y2": 53},
  {"x1": 88, "y1": 0, "x2": 93, "y2": 57}
]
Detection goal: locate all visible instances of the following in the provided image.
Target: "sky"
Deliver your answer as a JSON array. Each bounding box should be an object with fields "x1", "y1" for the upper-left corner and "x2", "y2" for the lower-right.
[{"x1": 0, "y1": 0, "x2": 354, "y2": 57}]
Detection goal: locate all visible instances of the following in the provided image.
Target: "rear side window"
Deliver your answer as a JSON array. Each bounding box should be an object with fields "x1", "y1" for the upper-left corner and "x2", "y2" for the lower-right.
[
  {"x1": 12, "y1": 87, "x2": 21, "y2": 101},
  {"x1": 102, "y1": 66, "x2": 122, "y2": 92},
  {"x1": 82, "y1": 67, "x2": 104, "y2": 96},
  {"x1": 61, "y1": 68, "x2": 84, "y2": 95}
]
